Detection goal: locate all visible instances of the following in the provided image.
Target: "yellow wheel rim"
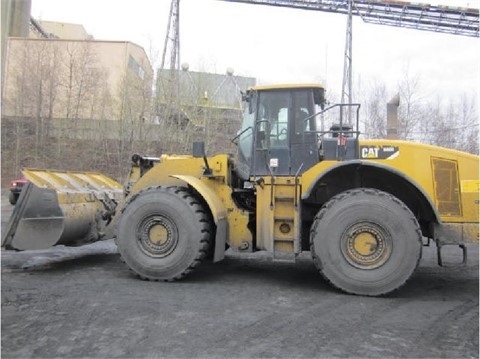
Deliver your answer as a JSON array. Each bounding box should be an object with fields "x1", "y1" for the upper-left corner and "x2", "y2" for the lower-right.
[
  {"x1": 149, "y1": 224, "x2": 169, "y2": 245},
  {"x1": 353, "y1": 232, "x2": 378, "y2": 256},
  {"x1": 137, "y1": 215, "x2": 178, "y2": 258},
  {"x1": 342, "y1": 223, "x2": 392, "y2": 269}
]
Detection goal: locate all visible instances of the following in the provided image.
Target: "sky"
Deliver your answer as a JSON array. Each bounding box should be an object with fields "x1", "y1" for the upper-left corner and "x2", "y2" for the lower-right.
[{"x1": 31, "y1": 0, "x2": 479, "y2": 102}]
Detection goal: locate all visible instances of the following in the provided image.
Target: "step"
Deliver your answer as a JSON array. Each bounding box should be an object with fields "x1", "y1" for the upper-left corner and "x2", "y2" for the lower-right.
[
  {"x1": 274, "y1": 196, "x2": 295, "y2": 202},
  {"x1": 273, "y1": 251, "x2": 296, "y2": 263}
]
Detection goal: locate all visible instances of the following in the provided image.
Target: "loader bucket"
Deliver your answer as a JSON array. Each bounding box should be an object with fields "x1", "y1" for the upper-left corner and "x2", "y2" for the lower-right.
[{"x1": 2, "y1": 169, "x2": 124, "y2": 251}]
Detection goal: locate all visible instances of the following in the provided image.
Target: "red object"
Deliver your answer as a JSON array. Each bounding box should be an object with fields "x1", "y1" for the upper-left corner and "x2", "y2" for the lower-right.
[
  {"x1": 8, "y1": 177, "x2": 28, "y2": 205},
  {"x1": 337, "y1": 135, "x2": 347, "y2": 147},
  {"x1": 9, "y1": 177, "x2": 28, "y2": 191}
]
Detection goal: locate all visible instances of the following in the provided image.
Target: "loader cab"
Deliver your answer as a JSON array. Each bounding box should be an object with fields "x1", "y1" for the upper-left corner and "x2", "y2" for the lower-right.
[{"x1": 234, "y1": 84, "x2": 359, "y2": 180}]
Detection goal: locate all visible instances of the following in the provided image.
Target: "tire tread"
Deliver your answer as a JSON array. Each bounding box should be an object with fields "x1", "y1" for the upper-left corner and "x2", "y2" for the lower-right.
[
  {"x1": 116, "y1": 185, "x2": 213, "y2": 282},
  {"x1": 310, "y1": 188, "x2": 422, "y2": 296}
]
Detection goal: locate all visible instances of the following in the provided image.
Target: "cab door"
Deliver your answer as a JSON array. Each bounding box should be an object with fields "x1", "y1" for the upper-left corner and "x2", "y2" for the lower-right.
[
  {"x1": 289, "y1": 90, "x2": 319, "y2": 174},
  {"x1": 253, "y1": 90, "x2": 291, "y2": 176}
]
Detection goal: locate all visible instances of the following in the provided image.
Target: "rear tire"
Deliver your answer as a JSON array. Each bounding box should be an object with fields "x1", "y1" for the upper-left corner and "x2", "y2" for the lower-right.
[
  {"x1": 310, "y1": 188, "x2": 422, "y2": 296},
  {"x1": 116, "y1": 186, "x2": 213, "y2": 281}
]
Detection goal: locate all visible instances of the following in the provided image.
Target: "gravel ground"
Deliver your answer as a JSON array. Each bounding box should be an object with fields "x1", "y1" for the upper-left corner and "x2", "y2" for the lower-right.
[{"x1": 1, "y1": 193, "x2": 478, "y2": 359}]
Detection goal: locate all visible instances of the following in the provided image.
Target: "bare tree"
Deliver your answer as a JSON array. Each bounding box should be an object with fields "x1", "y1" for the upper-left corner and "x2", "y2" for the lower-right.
[
  {"x1": 455, "y1": 94, "x2": 479, "y2": 154},
  {"x1": 115, "y1": 58, "x2": 154, "y2": 172},
  {"x1": 2, "y1": 39, "x2": 62, "y2": 172},
  {"x1": 61, "y1": 41, "x2": 101, "y2": 121},
  {"x1": 361, "y1": 78, "x2": 388, "y2": 139},
  {"x1": 397, "y1": 70, "x2": 426, "y2": 141},
  {"x1": 354, "y1": 69, "x2": 478, "y2": 156},
  {"x1": 414, "y1": 92, "x2": 478, "y2": 154},
  {"x1": 1, "y1": 39, "x2": 121, "y2": 184}
]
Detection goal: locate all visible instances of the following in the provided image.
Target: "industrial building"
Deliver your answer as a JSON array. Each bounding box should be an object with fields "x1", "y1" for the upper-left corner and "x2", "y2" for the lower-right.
[
  {"x1": 0, "y1": 0, "x2": 257, "y2": 184},
  {"x1": 1, "y1": 3, "x2": 255, "y2": 144},
  {"x1": 2, "y1": 17, "x2": 154, "y2": 124}
]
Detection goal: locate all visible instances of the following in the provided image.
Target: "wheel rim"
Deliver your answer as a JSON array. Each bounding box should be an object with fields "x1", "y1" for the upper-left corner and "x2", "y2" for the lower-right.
[
  {"x1": 137, "y1": 215, "x2": 178, "y2": 257},
  {"x1": 341, "y1": 222, "x2": 393, "y2": 269}
]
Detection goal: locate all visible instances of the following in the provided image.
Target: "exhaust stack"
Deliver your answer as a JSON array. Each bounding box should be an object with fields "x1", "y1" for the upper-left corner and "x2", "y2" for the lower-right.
[{"x1": 387, "y1": 94, "x2": 400, "y2": 140}]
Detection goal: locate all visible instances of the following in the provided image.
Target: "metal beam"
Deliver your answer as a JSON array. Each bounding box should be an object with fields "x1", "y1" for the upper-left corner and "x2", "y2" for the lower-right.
[{"x1": 218, "y1": 0, "x2": 479, "y2": 37}]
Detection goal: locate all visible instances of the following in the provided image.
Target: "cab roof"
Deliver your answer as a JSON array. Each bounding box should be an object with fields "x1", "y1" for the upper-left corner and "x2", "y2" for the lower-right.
[{"x1": 249, "y1": 83, "x2": 325, "y2": 91}]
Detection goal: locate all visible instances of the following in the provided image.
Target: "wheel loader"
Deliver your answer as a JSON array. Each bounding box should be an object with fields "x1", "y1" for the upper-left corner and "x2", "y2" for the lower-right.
[{"x1": 3, "y1": 83, "x2": 479, "y2": 296}]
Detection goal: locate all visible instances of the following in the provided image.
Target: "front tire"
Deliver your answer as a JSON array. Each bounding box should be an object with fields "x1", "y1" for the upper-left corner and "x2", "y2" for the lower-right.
[
  {"x1": 116, "y1": 186, "x2": 213, "y2": 281},
  {"x1": 310, "y1": 188, "x2": 422, "y2": 296}
]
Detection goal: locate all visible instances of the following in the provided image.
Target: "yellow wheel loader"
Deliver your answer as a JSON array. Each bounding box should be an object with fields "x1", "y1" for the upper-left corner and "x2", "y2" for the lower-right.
[{"x1": 3, "y1": 84, "x2": 478, "y2": 296}]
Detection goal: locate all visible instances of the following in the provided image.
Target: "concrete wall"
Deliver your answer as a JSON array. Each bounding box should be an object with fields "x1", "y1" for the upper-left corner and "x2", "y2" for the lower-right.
[{"x1": 38, "y1": 20, "x2": 92, "y2": 40}]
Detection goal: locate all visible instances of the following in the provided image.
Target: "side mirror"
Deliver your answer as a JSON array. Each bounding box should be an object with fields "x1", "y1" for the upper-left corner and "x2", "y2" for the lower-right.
[
  {"x1": 242, "y1": 90, "x2": 255, "y2": 114},
  {"x1": 192, "y1": 141, "x2": 206, "y2": 158},
  {"x1": 314, "y1": 88, "x2": 326, "y2": 109}
]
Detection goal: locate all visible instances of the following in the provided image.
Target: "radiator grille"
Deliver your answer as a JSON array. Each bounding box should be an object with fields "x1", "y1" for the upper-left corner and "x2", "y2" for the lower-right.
[{"x1": 431, "y1": 158, "x2": 462, "y2": 217}]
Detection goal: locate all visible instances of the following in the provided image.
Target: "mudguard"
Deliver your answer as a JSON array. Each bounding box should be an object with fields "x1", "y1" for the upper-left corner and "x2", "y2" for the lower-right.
[{"x1": 171, "y1": 175, "x2": 228, "y2": 262}]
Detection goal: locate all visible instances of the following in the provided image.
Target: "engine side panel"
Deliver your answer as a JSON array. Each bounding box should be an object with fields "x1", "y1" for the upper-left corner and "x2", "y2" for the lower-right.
[
  {"x1": 301, "y1": 140, "x2": 479, "y2": 244},
  {"x1": 357, "y1": 139, "x2": 478, "y2": 224}
]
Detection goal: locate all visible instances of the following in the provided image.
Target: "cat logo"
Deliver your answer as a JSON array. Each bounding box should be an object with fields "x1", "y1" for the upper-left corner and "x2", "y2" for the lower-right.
[{"x1": 360, "y1": 145, "x2": 400, "y2": 160}]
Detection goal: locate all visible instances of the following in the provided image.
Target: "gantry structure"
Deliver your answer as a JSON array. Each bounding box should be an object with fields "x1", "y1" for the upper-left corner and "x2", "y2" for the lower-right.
[
  {"x1": 218, "y1": 0, "x2": 479, "y2": 37},
  {"x1": 218, "y1": 0, "x2": 479, "y2": 117},
  {"x1": 160, "y1": 0, "x2": 479, "y2": 120}
]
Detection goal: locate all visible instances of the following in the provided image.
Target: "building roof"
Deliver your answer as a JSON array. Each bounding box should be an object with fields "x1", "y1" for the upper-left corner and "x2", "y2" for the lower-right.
[{"x1": 37, "y1": 20, "x2": 92, "y2": 40}]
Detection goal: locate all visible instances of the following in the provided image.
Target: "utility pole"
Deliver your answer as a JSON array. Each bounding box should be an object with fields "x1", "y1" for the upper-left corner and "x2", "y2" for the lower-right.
[
  {"x1": 159, "y1": 0, "x2": 181, "y2": 125},
  {"x1": 160, "y1": 0, "x2": 180, "y2": 73},
  {"x1": 341, "y1": 0, "x2": 353, "y2": 124}
]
